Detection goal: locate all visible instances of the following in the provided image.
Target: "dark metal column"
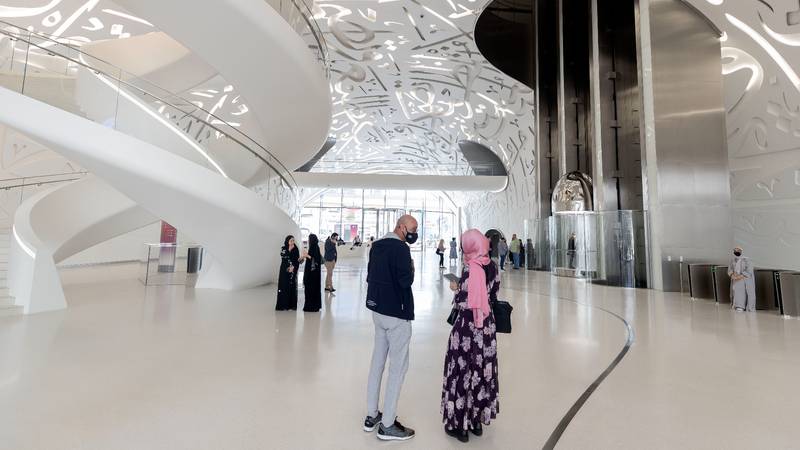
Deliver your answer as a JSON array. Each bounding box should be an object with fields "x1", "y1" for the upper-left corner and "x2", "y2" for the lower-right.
[
  {"x1": 595, "y1": 0, "x2": 643, "y2": 211},
  {"x1": 536, "y1": 0, "x2": 560, "y2": 218},
  {"x1": 559, "y1": 0, "x2": 592, "y2": 176}
]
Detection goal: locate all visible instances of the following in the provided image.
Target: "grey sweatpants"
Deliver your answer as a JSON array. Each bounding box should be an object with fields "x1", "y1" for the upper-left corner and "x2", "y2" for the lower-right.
[{"x1": 366, "y1": 311, "x2": 412, "y2": 427}]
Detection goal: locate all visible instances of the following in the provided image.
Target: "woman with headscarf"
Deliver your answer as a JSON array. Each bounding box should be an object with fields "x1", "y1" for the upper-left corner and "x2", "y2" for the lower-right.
[
  {"x1": 440, "y1": 229, "x2": 500, "y2": 443},
  {"x1": 276, "y1": 235, "x2": 302, "y2": 311},
  {"x1": 728, "y1": 246, "x2": 756, "y2": 312},
  {"x1": 303, "y1": 234, "x2": 323, "y2": 312}
]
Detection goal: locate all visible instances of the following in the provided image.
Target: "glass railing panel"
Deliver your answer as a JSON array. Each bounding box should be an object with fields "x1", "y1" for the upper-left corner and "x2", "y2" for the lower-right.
[
  {"x1": 263, "y1": 0, "x2": 329, "y2": 76},
  {"x1": 0, "y1": 28, "x2": 23, "y2": 92}
]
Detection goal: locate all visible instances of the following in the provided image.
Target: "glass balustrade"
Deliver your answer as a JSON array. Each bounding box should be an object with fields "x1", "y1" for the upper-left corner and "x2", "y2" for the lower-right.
[
  {"x1": 264, "y1": 0, "x2": 329, "y2": 76},
  {"x1": 0, "y1": 22, "x2": 306, "y2": 221},
  {"x1": 525, "y1": 210, "x2": 650, "y2": 288}
]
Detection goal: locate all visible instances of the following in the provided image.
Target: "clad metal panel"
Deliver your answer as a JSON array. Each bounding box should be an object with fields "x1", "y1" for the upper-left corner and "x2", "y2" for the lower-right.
[{"x1": 638, "y1": 0, "x2": 732, "y2": 289}]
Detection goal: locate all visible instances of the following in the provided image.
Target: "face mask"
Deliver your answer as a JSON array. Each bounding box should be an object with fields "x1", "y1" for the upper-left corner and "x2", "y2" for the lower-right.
[
  {"x1": 405, "y1": 229, "x2": 419, "y2": 244},
  {"x1": 733, "y1": 251, "x2": 742, "y2": 257}
]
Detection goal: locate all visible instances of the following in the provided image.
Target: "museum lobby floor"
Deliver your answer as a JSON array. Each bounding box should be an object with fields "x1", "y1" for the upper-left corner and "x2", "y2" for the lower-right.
[{"x1": 0, "y1": 254, "x2": 797, "y2": 449}]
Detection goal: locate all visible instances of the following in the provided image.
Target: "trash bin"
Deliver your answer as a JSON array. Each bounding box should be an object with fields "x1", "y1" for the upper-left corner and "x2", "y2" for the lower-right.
[
  {"x1": 688, "y1": 264, "x2": 716, "y2": 300},
  {"x1": 712, "y1": 265, "x2": 731, "y2": 304},
  {"x1": 755, "y1": 269, "x2": 779, "y2": 311},
  {"x1": 187, "y1": 246, "x2": 204, "y2": 274},
  {"x1": 777, "y1": 271, "x2": 800, "y2": 317}
]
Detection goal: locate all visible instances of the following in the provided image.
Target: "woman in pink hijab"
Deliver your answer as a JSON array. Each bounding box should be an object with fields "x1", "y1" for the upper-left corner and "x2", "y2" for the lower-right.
[{"x1": 440, "y1": 229, "x2": 500, "y2": 443}]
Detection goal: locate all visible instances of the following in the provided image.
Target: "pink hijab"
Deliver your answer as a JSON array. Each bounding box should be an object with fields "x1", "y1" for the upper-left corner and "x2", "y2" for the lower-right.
[{"x1": 461, "y1": 229, "x2": 491, "y2": 328}]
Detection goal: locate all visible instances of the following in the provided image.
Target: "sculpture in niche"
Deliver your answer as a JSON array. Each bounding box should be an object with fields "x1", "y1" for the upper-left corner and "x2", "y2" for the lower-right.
[{"x1": 551, "y1": 171, "x2": 593, "y2": 213}]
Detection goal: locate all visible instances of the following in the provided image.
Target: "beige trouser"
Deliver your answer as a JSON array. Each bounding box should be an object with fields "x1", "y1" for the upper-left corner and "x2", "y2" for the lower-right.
[{"x1": 325, "y1": 260, "x2": 336, "y2": 289}]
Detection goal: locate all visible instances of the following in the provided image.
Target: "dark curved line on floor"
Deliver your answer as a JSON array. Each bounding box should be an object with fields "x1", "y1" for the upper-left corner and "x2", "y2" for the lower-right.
[
  {"x1": 541, "y1": 296, "x2": 634, "y2": 450},
  {"x1": 502, "y1": 285, "x2": 634, "y2": 449}
]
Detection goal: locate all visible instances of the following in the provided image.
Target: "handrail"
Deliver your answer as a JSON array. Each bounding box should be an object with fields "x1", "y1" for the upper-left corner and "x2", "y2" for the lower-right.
[
  {"x1": 282, "y1": 0, "x2": 329, "y2": 74},
  {"x1": 0, "y1": 21, "x2": 300, "y2": 201},
  {"x1": 0, "y1": 171, "x2": 88, "y2": 184},
  {"x1": 0, "y1": 171, "x2": 88, "y2": 190}
]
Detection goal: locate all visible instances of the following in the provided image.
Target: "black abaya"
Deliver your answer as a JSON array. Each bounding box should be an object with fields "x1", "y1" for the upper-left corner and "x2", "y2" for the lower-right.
[
  {"x1": 276, "y1": 246, "x2": 300, "y2": 311},
  {"x1": 303, "y1": 252, "x2": 323, "y2": 312}
]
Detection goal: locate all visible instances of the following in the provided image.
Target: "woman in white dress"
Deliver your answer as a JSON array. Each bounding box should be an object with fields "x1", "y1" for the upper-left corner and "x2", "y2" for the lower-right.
[{"x1": 728, "y1": 246, "x2": 756, "y2": 312}]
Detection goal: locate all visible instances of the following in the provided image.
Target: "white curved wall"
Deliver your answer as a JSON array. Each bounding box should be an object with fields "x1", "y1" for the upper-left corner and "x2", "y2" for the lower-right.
[
  {"x1": 82, "y1": 32, "x2": 218, "y2": 93},
  {"x1": 73, "y1": 66, "x2": 264, "y2": 184},
  {"x1": 114, "y1": 0, "x2": 332, "y2": 171},
  {"x1": 294, "y1": 172, "x2": 508, "y2": 192},
  {"x1": 683, "y1": 0, "x2": 800, "y2": 270}
]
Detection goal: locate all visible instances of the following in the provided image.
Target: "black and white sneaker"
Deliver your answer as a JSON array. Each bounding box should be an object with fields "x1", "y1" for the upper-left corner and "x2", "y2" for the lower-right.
[
  {"x1": 363, "y1": 412, "x2": 382, "y2": 432},
  {"x1": 377, "y1": 420, "x2": 415, "y2": 441}
]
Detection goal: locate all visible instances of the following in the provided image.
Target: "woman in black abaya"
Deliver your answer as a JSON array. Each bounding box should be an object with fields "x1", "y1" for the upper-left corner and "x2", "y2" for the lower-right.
[
  {"x1": 303, "y1": 234, "x2": 323, "y2": 312},
  {"x1": 276, "y1": 235, "x2": 302, "y2": 311}
]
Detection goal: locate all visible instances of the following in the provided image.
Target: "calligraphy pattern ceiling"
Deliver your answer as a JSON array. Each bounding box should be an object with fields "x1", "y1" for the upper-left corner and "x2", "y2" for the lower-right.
[{"x1": 312, "y1": 0, "x2": 538, "y2": 232}]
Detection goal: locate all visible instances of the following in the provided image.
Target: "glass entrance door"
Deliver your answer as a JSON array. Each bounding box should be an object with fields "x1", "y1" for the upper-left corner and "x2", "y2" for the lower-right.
[
  {"x1": 363, "y1": 208, "x2": 379, "y2": 242},
  {"x1": 378, "y1": 209, "x2": 402, "y2": 237}
]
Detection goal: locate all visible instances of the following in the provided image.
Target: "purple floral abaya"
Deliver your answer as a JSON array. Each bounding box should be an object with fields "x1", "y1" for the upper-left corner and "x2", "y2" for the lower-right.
[{"x1": 441, "y1": 261, "x2": 500, "y2": 432}]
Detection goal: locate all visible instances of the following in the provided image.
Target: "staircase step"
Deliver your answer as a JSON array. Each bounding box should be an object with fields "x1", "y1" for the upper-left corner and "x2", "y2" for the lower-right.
[
  {"x1": 0, "y1": 295, "x2": 15, "y2": 307},
  {"x1": 0, "y1": 304, "x2": 22, "y2": 317}
]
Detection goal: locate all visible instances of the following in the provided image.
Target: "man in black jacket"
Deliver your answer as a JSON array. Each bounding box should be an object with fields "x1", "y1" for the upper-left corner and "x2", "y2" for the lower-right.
[{"x1": 363, "y1": 214, "x2": 418, "y2": 441}]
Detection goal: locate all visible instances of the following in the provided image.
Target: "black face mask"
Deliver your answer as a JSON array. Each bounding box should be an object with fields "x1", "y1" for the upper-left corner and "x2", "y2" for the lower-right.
[
  {"x1": 733, "y1": 251, "x2": 742, "y2": 257},
  {"x1": 405, "y1": 230, "x2": 419, "y2": 244}
]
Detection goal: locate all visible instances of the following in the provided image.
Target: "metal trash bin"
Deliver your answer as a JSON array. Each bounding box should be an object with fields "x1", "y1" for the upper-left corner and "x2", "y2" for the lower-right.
[
  {"x1": 712, "y1": 265, "x2": 731, "y2": 304},
  {"x1": 777, "y1": 271, "x2": 800, "y2": 317},
  {"x1": 688, "y1": 264, "x2": 717, "y2": 300},
  {"x1": 187, "y1": 246, "x2": 204, "y2": 274},
  {"x1": 755, "y1": 269, "x2": 779, "y2": 311}
]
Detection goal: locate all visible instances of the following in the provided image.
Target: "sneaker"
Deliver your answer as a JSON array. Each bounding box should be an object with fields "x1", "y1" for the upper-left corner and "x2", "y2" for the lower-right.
[
  {"x1": 735, "y1": 307, "x2": 744, "y2": 312},
  {"x1": 363, "y1": 412, "x2": 382, "y2": 432},
  {"x1": 377, "y1": 420, "x2": 415, "y2": 441}
]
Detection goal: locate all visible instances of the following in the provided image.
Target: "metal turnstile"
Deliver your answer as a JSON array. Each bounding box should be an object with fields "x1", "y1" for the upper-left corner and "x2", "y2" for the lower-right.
[
  {"x1": 688, "y1": 264, "x2": 717, "y2": 300},
  {"x1": 712, "y1": 265, "x2": 731, "y2": 304},
  {"x1": 777, "y1": 271, "x2": 800, "y2": 317},
  {"x1": 755, "y1": 269, "x2": 780, "y2": 311}
]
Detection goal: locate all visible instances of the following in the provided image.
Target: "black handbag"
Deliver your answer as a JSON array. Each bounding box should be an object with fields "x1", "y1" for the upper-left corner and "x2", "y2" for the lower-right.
[
  {"x1": 447, "y1": 307, "x2": 458, "y2": 326},
  {"x1": 446, "y1": 264, "x2": 513, "y2": 333},
  {"x1": 491, "y1": 300, "x2": 513, "y2": 334}
]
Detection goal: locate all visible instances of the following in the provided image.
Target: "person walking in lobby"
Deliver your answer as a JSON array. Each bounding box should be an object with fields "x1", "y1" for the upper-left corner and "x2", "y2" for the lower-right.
[
  {"x1": 441, "y1": 229, "x2": 500, "y2": 443},
  {"x1": 509, "y1": 233, "x2": 521, "y2": 270},
  {"x1": 302, "y1": 234, "x2": 323, "y2": 312},
  {"x1": 728, "y1": 246, "x2": 756, "y2": 312},
  {"x1": 363, "y1": 214, "x2": 418, "y2": 441},
  {"x1": 498, "y1": 237, "x2": 509, "y2": 271},
  {"x1": 436, "y1": 239, "x2": 446, "y2": 268},
  {"x1": 449, "y1": 237, "x2": 458, "y2": 265},
  {"x1": 567, "y1": 232, "x2": 577, "y2": 269},
  {"x1": 276, "y1": 235, "x2": 303, "y2": 311},
  {"x1": 324, "y1": 232, "x2": 338, "y2": 293}
]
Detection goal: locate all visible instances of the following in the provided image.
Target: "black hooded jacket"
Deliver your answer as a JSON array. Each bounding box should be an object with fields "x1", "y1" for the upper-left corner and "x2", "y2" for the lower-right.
[{"x1": 365, "y1": 234, "x2": 415, "y2": 320}]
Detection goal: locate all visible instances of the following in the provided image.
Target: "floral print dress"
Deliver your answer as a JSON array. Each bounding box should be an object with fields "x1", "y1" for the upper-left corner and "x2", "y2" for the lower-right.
[{"x1": 441, "y1": 261, "x2": 500, "y2": 432}]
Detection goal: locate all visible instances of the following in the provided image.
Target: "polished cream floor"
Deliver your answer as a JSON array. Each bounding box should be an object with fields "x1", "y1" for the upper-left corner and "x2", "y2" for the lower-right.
[{"x1": 0, "y1": 255, "x2": 797, "y2": 449}]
